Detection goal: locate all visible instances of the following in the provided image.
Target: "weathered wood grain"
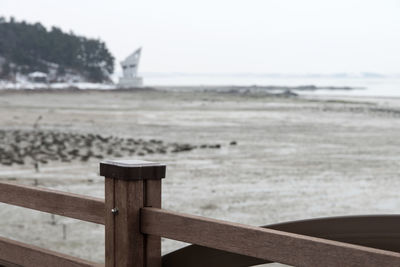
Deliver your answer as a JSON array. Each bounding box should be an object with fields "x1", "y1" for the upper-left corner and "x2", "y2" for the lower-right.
[
  {"x1": 0, "y1": 236, "x2": 102, "y2": 267},
  {"x1": 144, "y1": 179, "x2": 162, "y2": 267},
  {"x1": 141, "y1": 208, "x2": 400, "y2": 267},
  {"x1": 104, "y1": 178, "x2": 115, "y2": 267},
  {"x1": 104, "y1": 178, "x2": 145, "y2": 267},
  {"x1": 0, "y1": 258, "x2": 21, "y2": 267},
  {"x1": 102, "y1": 160, "x2": 164, "y2": 267},
  {"x1": 114, "y1": 179, "x2": 144, "y2": 267},
  {"x1": 162, "y1": 215, "x2": 400, "y2": 267},
  {"x1": 0, "y1": 181, "x2": 105, "y2": 224}
]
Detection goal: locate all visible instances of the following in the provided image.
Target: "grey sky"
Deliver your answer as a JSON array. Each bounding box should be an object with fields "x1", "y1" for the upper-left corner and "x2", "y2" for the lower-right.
[{"x1": 1, "y1": 0, "x2": 400, "y2": 74}]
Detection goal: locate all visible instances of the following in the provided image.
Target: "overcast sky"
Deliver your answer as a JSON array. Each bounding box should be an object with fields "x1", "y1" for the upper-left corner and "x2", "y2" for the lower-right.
[{"x1": 1, "y1": 0, "x2": 400, "y2": 74}]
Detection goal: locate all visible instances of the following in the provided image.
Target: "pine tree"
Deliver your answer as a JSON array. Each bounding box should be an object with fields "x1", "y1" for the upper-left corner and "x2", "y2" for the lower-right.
[
  {"x1": 0, "y1": 18, "x2": 115, "y2": 82},
  {"x1": 0, "y1": 61, "x2": 10, "y2": 78}
]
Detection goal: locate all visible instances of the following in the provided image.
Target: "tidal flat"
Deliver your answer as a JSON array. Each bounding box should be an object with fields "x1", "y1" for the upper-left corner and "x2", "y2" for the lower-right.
[{"x1": 0, "y1": 89, "x2": 400, "y2": 263}]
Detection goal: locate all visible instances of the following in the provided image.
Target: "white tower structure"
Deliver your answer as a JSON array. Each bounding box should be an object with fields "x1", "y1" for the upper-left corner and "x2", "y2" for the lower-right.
[{"x1": 118, "y1": 48, "x2": 143, "y2": 87}]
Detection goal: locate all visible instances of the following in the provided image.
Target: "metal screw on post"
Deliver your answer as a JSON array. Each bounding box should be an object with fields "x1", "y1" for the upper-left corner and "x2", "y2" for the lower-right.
[{"x1": 111, "y1": 208, "x2": 118, "y2": 214}]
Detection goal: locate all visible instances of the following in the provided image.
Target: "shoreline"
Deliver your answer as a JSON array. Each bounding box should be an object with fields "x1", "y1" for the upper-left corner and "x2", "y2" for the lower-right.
[
  {"x1": 0, "y1": 84, "x2": 362, "y2": 90},
  {"x1": 0, "y1": 81, "x2": 363, "y2": 92},
  {"x1": 1, "y1": 85, "x2": 399, "y2": 103}
]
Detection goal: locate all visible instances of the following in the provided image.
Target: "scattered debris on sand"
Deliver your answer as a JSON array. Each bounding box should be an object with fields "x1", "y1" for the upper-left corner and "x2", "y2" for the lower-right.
[{"x1": 0, "y1": 129, "x2": 221, "y2": 166}]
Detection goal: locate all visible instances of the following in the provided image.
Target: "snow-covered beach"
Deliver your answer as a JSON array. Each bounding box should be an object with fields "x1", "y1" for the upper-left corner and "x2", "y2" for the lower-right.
[{"x1": 0, "y1": 88, "x2": 400, "y2": 263}]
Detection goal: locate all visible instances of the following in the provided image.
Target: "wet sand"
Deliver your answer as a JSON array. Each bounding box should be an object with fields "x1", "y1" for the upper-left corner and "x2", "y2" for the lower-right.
[{"x1": 0, "y1": 89, "x2": 400, "y2": 263}]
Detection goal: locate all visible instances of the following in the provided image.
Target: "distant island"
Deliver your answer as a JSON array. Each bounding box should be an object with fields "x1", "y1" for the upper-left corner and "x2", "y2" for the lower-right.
[{"x1": 0, "y1": 17, "x2": 114, "y2": 83}]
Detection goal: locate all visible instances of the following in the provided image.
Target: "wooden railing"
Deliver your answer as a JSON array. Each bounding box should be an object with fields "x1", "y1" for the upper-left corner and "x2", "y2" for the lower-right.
[
  {"x1": 0, "y1": 159, "x2": 399, "y2": 267},
  {"x1": 0, "y1": 182, "x2": 104, "y2": 267}
]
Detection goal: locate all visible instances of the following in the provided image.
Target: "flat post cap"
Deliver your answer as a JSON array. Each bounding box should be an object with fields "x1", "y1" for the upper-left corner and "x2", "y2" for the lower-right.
[{"x1": 100, "y1": 159, "x2": 166, "y2": 180}]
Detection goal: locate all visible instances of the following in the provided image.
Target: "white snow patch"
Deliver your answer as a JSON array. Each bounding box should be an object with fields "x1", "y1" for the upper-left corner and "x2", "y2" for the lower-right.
[{"x1": 0, "y1": 80, "x2": 116, "y2": 90}]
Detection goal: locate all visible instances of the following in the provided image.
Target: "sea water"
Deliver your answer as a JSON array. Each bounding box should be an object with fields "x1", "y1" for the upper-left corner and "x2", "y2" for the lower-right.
[{"x1": 143, "y1": 74, "x2": 400, "y2": 97}]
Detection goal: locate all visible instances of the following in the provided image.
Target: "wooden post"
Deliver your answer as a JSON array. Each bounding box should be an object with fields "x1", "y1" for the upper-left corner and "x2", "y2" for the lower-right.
[{"x1": 100, "y1": 160, "x2": 166, "y2": 267}]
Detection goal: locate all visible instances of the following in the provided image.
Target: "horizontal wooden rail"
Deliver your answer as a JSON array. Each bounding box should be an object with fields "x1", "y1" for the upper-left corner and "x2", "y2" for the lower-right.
[
  {"x1": 0, "y1": 236, "x2": 102, "y2": 267},
  {"x1": 0, "y1": 181, "x2": 105, "y2": 224},
  {"x1": 142, "y1": 208, "x2": 400, "y2": 267},
  {"x1": 162, "y1": 214, "x2": 400, "y2": 267}
]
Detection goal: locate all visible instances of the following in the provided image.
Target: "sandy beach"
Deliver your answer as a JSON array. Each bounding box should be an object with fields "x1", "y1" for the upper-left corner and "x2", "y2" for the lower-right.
[{"x1": 1, "y1": 88, "x2": 400, "y2": 263}]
